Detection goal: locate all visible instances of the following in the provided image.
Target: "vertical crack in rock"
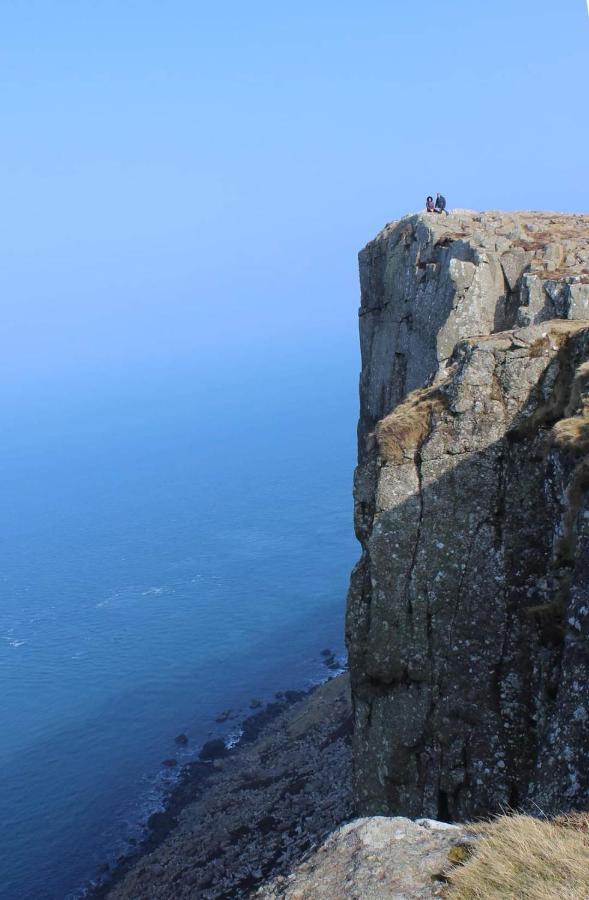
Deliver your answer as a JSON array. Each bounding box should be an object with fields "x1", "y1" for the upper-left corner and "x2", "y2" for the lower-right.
[
  {"x1": 347, "y1": 211, "x2": 589, "y2": 820},
  {"x1": 404, "y1": 448, "x2": 424, "y2": 623}
]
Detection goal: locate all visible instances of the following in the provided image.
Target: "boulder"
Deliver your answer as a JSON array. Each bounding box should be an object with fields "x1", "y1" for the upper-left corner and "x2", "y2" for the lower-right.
[
  {"x1": 256, "y1": 816, "x2": 471, "y2": 899},
  {"x1": 198, "y1": 738, "x2": 228, "y2": 761}
]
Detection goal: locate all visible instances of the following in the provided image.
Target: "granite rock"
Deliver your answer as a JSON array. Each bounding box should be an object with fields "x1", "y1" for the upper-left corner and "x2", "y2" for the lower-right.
[
  {"x1": 256, "y1": 815, "x2": 471, "y2": 899},
  {"x1": 347, "y1": 211, "x2": 589, "y2": 820}
]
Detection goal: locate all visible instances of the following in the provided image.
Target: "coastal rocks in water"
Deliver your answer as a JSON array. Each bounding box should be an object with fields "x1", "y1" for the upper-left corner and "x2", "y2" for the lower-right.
[
  {"x1": 322, "y1": 654, "x2": 339, "y2": 670},
  {"x1": 256, "y1": 816, "x2": 470, "y2": 899},
  {"x1": 347, "y1": 210, "x2": 589, "y2": 820},
  {"x1": 249, "y1": 698, "x2": 263, "y2": 709},
  {"x1": 241, "y1": 702, "x2": 286, "y2": 742},
  {"x1": 320, "y1": 648, "x2": 337, "y2": 667},
  {"x1": 147, "y1": 808, "x2": 179, "y2": 838},
  {"x1": 174, "y1": 733, "x2": 188, "y2": 746},
  {"x1": 104, "y1": 675, "x2": 352, "y2": 900},
  {"x1": 215, "y1": 709, "x2": 234, "y2": 723},
  {"x1": 283, "y1": 689, "x2": 306, "y2": 703},
  {"x1": 161, "y1": 759, "x2": 178, "y2": 768},
  {"x1": 198, "y1": 738, "x2": 228, "y2": 761}
]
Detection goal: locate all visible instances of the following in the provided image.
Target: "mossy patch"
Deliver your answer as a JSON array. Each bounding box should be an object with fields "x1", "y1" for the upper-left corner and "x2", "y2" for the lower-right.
[{"x1": 447, "y1": 843, "x2": 473, "y2": 865}]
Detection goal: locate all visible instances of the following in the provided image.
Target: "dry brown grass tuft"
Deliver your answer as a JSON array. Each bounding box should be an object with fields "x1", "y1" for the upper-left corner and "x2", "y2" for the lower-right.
[
  {"x1": 375, "y1": 386, "x2": 445, "y2": 464},
  {"x1": 524, "y1": 324, "x2": 589, "y2": 361},
  {"x1": 551, "y1": 415, "x2": 589, "y2": 457},
  {"x1": 532, "y1": 269, "x2": 589, "y2": 283},
  {"x1": 446, "y1": 814, "x2": 589, "y2": 900},
  {"x1": 554, "y1": 811, "x2": 589, "y2": 835},
  {"x1": 529, "y1": 335, "x2": 554, "y2": 358}
]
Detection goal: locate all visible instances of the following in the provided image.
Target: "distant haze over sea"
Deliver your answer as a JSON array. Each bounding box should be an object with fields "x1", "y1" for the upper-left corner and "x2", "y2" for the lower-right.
[{"x1": 0, "y1": 349, "x2": 358, "y2": 900}]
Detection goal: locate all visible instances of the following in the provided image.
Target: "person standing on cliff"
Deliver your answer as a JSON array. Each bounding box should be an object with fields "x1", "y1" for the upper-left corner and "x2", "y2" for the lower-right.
[
  {"x1": 426, "y1": 196, "x2": 435, "y2": 212},
  {"x1": 435, "y1": 193, "x2": 448, "y2": 215}
]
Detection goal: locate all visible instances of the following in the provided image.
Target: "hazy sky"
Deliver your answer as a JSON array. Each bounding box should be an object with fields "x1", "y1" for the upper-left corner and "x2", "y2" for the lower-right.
[{"x1": 1, "y1": 0, "x2": 587, "y2": 385}]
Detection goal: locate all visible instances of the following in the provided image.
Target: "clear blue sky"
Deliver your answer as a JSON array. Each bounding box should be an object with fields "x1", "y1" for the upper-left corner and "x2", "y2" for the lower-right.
[{"x1": 0, "y1": 0, "x2": 587, "y2": 385}]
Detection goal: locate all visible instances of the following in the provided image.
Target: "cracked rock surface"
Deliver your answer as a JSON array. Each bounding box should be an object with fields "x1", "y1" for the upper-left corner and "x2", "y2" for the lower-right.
[
  {"x1": 255, "y1": 816, "x2": 470, "y2": 899},
  {"x1": 347, "y1": 211, "x2": 589, "y2": 820}
]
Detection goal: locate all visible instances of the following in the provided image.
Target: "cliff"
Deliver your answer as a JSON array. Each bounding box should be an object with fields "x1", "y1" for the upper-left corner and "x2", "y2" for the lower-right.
[{"x1": 347, "y1": 211, "x2": 589, "y2": 820}]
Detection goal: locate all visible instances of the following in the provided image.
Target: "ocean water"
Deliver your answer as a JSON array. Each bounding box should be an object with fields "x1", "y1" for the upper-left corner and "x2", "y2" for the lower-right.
[{"x1": 0, "y1": 352, "x2": 359, "y2": 900}]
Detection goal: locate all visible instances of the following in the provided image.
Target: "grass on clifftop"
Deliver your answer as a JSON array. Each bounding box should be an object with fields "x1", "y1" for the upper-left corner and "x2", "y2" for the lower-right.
[{"x1": 447, "y1": 813, "x2": 589, "y2": 900}]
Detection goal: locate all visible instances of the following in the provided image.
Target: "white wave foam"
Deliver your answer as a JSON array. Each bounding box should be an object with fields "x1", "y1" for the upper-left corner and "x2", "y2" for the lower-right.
[
  {"x1": 224, "y1": 728, "x2": 243, "y2": 749},
  {"x1": 2, "y1": 634, "x2": 27, "y2": 648}
]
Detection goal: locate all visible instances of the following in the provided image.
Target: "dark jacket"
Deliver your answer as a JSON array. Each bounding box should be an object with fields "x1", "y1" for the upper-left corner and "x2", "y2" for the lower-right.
[{"x1": 435, "y1": 194, "x2": 446, "y2": 211}]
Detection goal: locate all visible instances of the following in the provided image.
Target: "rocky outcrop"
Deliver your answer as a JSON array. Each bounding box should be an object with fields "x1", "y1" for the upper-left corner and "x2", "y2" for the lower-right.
[
  {"x1": 256, "y1": 816, "x2": 471, "y2": 899},
  {"x1": 347, "y1": 211, "x2": 589, "y2": 820}
]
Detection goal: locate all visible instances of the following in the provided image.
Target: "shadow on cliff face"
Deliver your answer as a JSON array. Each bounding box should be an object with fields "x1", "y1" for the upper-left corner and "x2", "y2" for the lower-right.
[{"x1": 346, "y1": 328, "x2": 589, "y2": 823}]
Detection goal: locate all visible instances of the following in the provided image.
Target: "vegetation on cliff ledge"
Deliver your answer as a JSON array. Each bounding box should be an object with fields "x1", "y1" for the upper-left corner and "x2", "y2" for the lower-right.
[{"x1": 447, "y1": 813, "x2": 589, "y2": 899}]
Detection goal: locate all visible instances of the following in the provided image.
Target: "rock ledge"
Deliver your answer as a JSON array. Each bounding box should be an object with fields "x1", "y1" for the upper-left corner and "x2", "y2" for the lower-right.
[{"x1": 256, "y1": 815, "x2": 471, "y2": 899}]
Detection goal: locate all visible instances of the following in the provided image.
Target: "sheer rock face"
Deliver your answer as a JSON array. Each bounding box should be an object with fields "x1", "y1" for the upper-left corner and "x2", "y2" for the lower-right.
[{"x1": 347, "y1": 211, "x2": 589, "y2": 820}]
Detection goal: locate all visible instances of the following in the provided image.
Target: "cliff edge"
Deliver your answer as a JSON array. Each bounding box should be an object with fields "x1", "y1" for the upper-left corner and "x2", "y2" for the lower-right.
[{"x1": 347, "y1": 210, "x2": 589, "y2": 820}]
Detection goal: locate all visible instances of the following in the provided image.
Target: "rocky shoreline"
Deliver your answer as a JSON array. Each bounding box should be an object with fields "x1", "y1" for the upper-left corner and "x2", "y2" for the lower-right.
[{"x1": 90, "y1": 671, "x2": 352, "y2": 899}]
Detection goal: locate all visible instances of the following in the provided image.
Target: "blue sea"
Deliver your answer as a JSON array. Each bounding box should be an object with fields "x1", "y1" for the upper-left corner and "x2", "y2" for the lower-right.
[{"x1": 0, "y1": 350, "x2": 358, "y2": 900}]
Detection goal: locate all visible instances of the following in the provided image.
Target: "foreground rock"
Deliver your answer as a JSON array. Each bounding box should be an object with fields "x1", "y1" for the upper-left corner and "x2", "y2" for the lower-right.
[
  {"x1": 348, "y1": 210, "x2": 589, "y2": 819},
  {"x1": 103, "y1": 675, "x2": 352, "y2": 899},
  {"x1": 256, "y1": 816, "x2": 470, "y2": 899}
]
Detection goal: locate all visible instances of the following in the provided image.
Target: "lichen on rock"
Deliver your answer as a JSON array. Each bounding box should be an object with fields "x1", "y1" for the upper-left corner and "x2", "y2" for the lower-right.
[
  {"x1": 347, "y1": 210, "x2": 589, "y2": 821},
  {"x1": 256, "y1": 816, "x2": 471, "y2": 899}
]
